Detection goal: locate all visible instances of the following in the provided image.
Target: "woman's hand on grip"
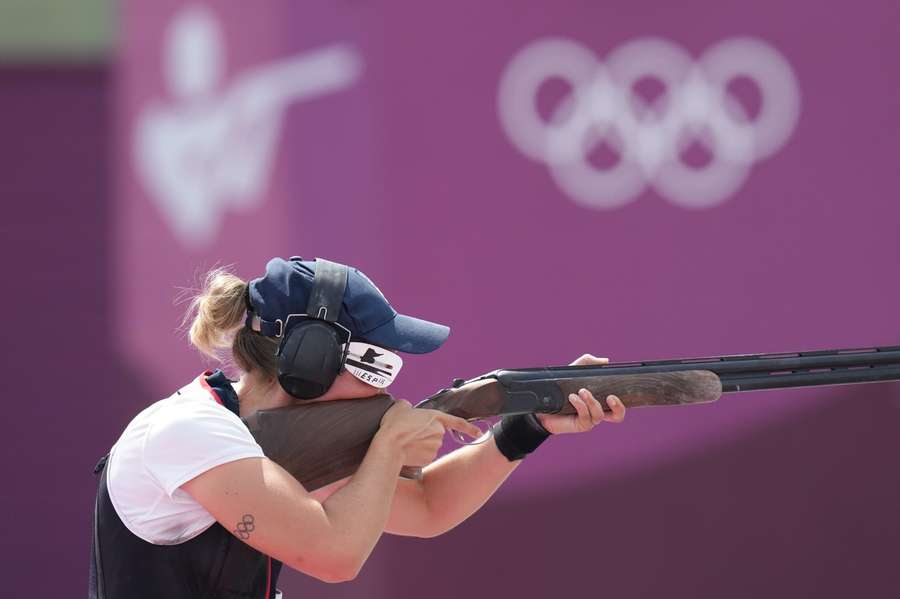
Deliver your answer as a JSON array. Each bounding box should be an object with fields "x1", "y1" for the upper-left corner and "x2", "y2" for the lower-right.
[{"x1": 379, "y1": 400, "x2": 481, "y2": 466}]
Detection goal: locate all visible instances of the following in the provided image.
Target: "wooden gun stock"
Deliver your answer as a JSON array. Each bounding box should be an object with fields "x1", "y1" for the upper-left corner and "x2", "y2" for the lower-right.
[{"x1": 243, "y1": 394, "x2": 394, "y2": 491}]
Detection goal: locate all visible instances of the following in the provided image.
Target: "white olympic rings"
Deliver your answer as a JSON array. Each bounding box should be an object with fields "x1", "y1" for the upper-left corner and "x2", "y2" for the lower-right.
[{"x1": 497, "y1": 37, "x2": 801, "y2": 209}]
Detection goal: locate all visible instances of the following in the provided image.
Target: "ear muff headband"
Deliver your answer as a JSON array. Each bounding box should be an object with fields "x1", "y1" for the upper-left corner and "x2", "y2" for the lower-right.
[
  {"x1": 304, "y1": 258, "x2": 348, "y2": 321},
  {"x1": 276, "y1": 259, "x2": 351, "y2": 399}
]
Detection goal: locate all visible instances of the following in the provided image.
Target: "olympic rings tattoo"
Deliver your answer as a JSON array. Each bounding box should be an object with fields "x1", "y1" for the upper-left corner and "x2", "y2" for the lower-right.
[{"x1": 233, "y1": 514, "x2": 256, "y2": 540}]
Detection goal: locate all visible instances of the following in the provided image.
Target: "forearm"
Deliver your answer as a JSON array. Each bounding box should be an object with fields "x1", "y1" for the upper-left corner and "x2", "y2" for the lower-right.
[
  {"x1": 319, "y1": 433, "x2": 404, "y2": 576},
  {"x1": 417, "y1": 435, "x2": 523, "y2": 536}
]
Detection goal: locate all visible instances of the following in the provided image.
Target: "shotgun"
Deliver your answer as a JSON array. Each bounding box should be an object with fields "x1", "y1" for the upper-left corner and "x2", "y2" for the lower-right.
[{"x1": 243, "y1": 345, "x2": 900, "y2": 491}]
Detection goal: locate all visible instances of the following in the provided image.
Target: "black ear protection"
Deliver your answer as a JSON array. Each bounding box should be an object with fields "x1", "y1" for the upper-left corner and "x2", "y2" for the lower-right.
[{"x1": 275, "y1": 259, "x2": 352, "y2": 399}]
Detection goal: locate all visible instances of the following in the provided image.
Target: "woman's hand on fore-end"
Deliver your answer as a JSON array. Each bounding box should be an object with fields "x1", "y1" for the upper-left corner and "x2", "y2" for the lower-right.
[{"x1": 534, "y1": 353, "x2": 626, "y2": 435}]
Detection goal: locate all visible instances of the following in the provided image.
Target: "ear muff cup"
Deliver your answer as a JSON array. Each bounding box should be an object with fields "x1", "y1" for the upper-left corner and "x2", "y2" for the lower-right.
[{"x1": 278, "y1": 321, "x2": 347, "y2": 399}]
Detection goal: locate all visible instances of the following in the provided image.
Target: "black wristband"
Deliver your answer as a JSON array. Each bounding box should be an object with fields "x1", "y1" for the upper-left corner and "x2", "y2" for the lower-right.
[{"x1": 491, "y1": 413, "x2": 551, "y2": 462}]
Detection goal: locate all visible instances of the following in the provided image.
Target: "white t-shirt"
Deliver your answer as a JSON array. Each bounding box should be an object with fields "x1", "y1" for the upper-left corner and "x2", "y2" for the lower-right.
[{"x1": 106, "y1": 374, "x2": 265, "y2": 545}]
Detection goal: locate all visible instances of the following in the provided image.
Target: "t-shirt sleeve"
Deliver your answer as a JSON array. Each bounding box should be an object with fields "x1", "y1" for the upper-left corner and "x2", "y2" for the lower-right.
[{"x1": 142, "y1": 400, "x2": 265, "y2": 498}]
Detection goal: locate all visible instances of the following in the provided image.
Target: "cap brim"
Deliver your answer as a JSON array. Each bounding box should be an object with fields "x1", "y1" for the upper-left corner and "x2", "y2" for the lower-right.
[{"x1": 362, "y1": 313, "x2": 450, "y2": 354}]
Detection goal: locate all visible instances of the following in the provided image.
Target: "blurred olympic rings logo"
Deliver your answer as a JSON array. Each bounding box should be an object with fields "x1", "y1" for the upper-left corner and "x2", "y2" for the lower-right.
[{"x1": 497, "y1": 37, "x2": 801, "y2": 209}]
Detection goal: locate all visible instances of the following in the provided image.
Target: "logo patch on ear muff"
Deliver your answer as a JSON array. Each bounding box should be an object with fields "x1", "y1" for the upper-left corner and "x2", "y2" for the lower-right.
[{"x1": 345, "y1": 342, "x2": 403, "y2": 388}]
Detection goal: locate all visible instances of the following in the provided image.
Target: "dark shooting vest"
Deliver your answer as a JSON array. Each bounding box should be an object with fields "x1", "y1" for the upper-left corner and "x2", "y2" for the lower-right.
[{"x1": 88, "y1": 371, "x2": 283, "y2": 599}]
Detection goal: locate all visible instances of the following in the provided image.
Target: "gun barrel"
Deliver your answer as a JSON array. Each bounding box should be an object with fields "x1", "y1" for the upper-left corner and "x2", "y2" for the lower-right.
[
  {"x1": 492, "y1": 346, "x2": 900, "y2": 394},
  {"x1": 720, "y1": 363, "x2": 900, "y2": 392}
]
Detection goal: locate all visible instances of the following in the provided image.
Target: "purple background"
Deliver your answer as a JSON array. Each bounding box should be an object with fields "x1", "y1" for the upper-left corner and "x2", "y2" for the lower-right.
[{"x1": 2, "y1": 0, "x2": 899, "y2": 596}]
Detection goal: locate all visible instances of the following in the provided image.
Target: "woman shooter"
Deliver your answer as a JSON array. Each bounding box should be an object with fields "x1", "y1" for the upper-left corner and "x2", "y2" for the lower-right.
[{"x1": 88, "y1": 257, "x2": 625, "y2": 598}]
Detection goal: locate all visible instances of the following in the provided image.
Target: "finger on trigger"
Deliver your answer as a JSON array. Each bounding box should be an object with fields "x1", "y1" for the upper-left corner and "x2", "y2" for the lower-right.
[
  {"x1": 443, "y1": 414, "x2": 481, "y2": 438},
  {"x1": 464, "y1": 420, "x2": 482, "y2": 437}
]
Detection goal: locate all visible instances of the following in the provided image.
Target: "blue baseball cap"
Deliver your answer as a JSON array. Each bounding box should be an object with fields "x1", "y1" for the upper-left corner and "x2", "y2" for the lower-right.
[{"x1": 246, "y1": 257, "x2": 450, "y2": 354}]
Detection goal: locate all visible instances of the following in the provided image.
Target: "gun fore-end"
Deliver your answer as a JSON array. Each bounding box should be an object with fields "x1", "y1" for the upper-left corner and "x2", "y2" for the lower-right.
[{"x1": 554, "y1": 369, "x2": 722, "y2": 414}]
